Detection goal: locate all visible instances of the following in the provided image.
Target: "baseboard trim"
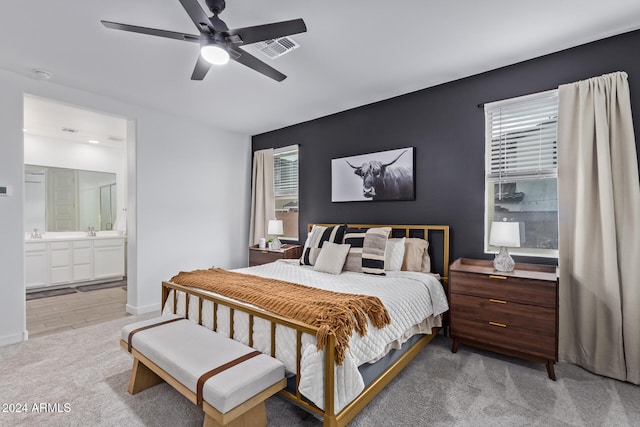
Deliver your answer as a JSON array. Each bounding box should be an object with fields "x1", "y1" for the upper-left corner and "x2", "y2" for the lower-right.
[
  {"x1": 126, "y1": 303, "x2": 161, "y2": 315},
  {"x1": 0, "y1": 332, "x2": 25, "y2": 347}
]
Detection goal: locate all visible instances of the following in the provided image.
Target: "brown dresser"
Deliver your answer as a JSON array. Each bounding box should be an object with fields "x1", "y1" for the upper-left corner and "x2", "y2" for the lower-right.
[
  {"x1": 248, "y1": 244, "x2": 302, "y2": 267},
  {"x1": 449, "y1": 258, "x2": 559, "y2": 380}
]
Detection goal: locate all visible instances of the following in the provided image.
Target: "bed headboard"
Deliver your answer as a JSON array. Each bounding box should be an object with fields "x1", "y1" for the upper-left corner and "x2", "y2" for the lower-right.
[{"x1": 308, "y1": 224, "x2": 450, "y2": 286}]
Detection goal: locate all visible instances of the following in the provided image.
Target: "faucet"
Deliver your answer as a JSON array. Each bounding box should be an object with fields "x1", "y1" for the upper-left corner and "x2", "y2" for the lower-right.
[
  {"x1": 31, "y1": 228, "x2": 42, "y2": 239},
  {"x1": 88, "y1": 226, "x2": 96, "y2": 237}
]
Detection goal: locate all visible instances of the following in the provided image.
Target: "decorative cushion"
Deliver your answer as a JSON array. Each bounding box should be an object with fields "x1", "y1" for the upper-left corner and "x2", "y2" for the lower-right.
[
  {"x1": 343, "y1": 227, "x2": 391, "y2": 275},
  {"x1": 343, "y1": 228, "x2": 366, "y2": 272},
  {"x1": 300, "y1": 225, "x2": 347, "y2": 266},
  {"x1": 299, "y1": 227, "x2": 316, "y2": 263},
  {"x1": 385, "y1": 237, "x2": 406, "y2": 271},
  {"x1": 313, "y1": 242, "x2": 351, "y2": 275},
  {"x1": 401, "y1": 238, "x2": 431, "y2": 273}
]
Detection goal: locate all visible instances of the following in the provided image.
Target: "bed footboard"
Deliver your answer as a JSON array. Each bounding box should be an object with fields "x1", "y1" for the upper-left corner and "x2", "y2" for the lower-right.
[{"x1": 161, "y1": 281, "x2": 440, "y2": 427}]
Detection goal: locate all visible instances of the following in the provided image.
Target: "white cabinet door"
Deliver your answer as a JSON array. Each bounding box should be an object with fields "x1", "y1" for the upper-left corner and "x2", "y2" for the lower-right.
[
  {"x1": 25, "y1": 242, "x2": 48, "y2": 289},
  {"x1": 93, "y1": 239, "x2": 124, "y2": 280},
  {"x1": 49, "y1": 241, "x2": 72, "y2": 285},
  {"x1": 73, "y1": 240, "x2": 93, "y2": 282}
]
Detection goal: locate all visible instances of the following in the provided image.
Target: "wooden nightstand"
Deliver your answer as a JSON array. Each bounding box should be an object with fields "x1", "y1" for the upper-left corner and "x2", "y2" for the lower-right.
[
  {"x1": 449, "y1": 258, "x2": 559, "y2": 380},
  {"x1": 248, "y1": 244, "x2": 302, "y2": 267}
]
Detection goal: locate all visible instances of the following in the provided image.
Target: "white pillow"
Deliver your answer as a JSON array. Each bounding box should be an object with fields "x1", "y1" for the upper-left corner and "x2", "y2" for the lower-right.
[
  {"x1": 402, "y1": 238, "x2": 431, "y2": 273},
  {"x1": 385, "y1": 237, "x2": 406, "y2": 271},
  {"x1": 313, "y1": 242, "x2": 351, "y2": 275}
]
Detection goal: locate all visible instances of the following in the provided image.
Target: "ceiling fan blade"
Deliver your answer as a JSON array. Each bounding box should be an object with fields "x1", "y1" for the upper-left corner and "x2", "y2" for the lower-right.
[
  {"x1": 101, "y1": 21, "x2": 200, "y2": 43},
  {"x1": 179, "y1": 0, "x2": 221, "y2": 33},
  {"x1": 230, "y1": 47, "x2": 286, "y2": 82},
  {"x1": 191, "y1": 55, "x2": 213, "y2": 80},
  {"x1": 225, "y1": 18, "x2": 306, "y2": 45}
]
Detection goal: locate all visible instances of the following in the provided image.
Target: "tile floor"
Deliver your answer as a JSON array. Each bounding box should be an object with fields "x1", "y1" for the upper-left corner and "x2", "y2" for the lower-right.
[{"x1": 26, "y1": 286, "x2": 129, "y2": 338}]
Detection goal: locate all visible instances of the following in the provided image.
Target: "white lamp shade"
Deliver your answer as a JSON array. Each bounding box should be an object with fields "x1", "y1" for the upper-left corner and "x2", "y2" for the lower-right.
[
  {"x1": 489, "y1": 221, "x2": 520, "y2": 248},
  {"x1": 268, "y1": 220, "x2": 283, "y2": 235},
  {"x1": 201, "y1": 44, "x2": 230, "y2": 65}
]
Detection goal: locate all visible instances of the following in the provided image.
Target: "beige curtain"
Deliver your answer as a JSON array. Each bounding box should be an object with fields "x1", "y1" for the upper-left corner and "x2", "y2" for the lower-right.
[
  {"x1": 557, "y1": 71, "x2": 640, "y2": 384},
  {"x1": 249, "y1": 149, "x2": 275, "y2": 246}
]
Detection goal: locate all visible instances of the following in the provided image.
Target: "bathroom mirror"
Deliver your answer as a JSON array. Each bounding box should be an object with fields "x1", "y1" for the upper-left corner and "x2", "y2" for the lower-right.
[{"x1": 25, "y1": 165, "x2": 117, "y2": 232}]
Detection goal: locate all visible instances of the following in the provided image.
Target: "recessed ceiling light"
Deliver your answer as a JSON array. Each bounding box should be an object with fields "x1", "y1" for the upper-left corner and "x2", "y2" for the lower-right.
[
  {"x1": 88, "y1": 140, "x2": 100, "y2": 144},
  {"x1": 23, "y1": 128, "x2": 27, "y2": 132}
]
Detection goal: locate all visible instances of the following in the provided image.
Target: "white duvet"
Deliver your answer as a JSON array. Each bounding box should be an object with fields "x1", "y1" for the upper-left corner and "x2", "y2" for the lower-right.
[{"x1": 162, "y1": 259, "x2": 449, "y2": 413}]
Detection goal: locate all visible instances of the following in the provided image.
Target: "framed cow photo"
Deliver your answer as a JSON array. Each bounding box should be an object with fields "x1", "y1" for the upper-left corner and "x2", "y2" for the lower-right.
[{"x1": 331, "y1": 147, "x2": 415, "y2": 202}]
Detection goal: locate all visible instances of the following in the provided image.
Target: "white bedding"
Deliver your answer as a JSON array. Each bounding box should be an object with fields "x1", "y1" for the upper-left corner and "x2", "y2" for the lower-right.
[{"x1": 162, "y1": 259, "x2": 448, "y2": 412}]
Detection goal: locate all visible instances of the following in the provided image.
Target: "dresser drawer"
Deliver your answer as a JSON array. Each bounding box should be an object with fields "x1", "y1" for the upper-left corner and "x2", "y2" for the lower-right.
[
  {"x1": 450, "y1": 293, "x2": 555, "y2": 335},
  {"x1": 450, "y1": 271, "x2": 556, "y2": 307},
  {"x1": 248, "y1": 245, "x2": 302, "y2": 267},
  {"x1": 450, "y1": 317, "x2": 556, "y2": 360},
  {"x1": 249, "y1": 250, "x2": 282, "y2": 266}
]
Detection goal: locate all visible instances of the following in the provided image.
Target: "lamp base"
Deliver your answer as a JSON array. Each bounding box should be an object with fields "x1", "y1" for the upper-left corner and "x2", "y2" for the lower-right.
[
  {"x1": 493, "y1": 246, "x2": 515, "y2": 272},
  {"x1": 271, "y1": 236, "x2": 282, "y2": 250}
]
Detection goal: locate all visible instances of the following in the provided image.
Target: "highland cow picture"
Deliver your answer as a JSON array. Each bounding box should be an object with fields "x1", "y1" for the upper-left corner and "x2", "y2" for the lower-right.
[{"x1": 331, "y1": 147, "x2": 415, "y2": 202}]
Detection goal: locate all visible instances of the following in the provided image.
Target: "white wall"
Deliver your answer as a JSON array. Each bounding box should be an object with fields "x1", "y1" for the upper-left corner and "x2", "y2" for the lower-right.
[
  {"x1": 0, "y1": 71, "x2": 27, "y2": 346},
  {"x1": 0, "y1": 68, "x2": 251, "y2": 345},
  {"x1": 130, "y1": 107, "x2": 252, "y2": 313}
]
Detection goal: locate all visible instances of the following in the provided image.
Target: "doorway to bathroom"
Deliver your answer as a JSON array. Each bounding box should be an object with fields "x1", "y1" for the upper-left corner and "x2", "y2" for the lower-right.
[{"x1": 23, "y1": 95, "x2": 131, "y2": 338}]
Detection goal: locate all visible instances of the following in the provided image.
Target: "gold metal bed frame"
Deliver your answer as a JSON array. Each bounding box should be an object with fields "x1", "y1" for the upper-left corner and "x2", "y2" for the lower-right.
[{"x1": 161, "y1": 224, "x2": 449, "y2": 427}]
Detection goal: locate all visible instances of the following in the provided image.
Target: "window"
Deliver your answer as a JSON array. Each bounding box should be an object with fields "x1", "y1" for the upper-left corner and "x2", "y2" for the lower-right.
[
  {"x1": 484, "y1": 90, "x2": 559, "y2": 257},
  {"x1": 274, "y1": 145, "x2": 298, "y2": 240}
]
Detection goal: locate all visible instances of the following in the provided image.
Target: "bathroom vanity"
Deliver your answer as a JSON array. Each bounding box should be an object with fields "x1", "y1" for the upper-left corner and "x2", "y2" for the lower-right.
[{"x1": 25, "y1": 231, "x2": 125, "y2": 290}]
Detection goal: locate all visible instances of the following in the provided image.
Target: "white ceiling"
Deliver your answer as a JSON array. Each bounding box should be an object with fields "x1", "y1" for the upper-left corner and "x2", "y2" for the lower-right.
[
  {"x1": 23, "y1": 96, "x2": 127, "y2": 147},
  {"x1": 3, "y1": 0, "x2": 640, "y2": 137}
]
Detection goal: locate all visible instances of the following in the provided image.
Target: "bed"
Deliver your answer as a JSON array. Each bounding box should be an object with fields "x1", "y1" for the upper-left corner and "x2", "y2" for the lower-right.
[{"x1": 161, "y1": 224, "x2": 450, "y2": 427}]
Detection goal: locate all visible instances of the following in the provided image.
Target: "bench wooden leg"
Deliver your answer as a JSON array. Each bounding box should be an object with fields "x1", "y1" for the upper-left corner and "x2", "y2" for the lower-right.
[
  {"x1": 204, "y1": 402, "x2": 267, "y2": 427},
  {"x1": 128, "y1": 358, "x2": 164, "y2": 395}
]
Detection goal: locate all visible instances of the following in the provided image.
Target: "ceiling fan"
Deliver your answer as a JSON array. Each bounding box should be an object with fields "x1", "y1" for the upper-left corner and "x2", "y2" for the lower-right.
[{"x1": 101, "y1": 0, "x2": 306, "y2": 82}]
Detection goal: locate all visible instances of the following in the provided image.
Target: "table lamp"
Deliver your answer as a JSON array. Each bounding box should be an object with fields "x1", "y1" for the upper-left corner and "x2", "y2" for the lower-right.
[
  {"x1": 489, "y1": 221, "x2": 520, "y2": 272},
  {"x1": 268, "y1": 220, "x2": 284, "y2": 250}
]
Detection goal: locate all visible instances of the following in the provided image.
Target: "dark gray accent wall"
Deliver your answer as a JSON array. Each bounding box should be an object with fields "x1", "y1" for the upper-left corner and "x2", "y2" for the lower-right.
[{"x1": 252, "y1": 29, "x2": 640, "y2": 265}]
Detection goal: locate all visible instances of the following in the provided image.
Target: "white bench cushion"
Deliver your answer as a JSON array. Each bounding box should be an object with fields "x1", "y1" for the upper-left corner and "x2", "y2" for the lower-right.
[{"x1": 122, "y1": 316, "x2": 284, "y2": 413}]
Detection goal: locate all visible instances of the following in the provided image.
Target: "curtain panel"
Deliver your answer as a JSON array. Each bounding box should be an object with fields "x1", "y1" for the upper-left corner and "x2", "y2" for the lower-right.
[
  {"x1": 249, "y1": 149, "x2": 275, "y2": 246},
  {"x1": 557, "y1": 71, "x2": 640, "y2": 384}
]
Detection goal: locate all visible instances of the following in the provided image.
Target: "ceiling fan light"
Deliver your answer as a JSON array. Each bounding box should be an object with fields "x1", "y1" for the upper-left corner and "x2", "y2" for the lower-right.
[{"x1": 201, "y1": 44, "x2": 230, "y2": 65}]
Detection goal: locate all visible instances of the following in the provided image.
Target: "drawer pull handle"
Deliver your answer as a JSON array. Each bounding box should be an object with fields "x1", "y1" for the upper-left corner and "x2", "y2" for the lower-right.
[
  {"x1": 489, "y1": 299, "x2": 507, "y2": 304},
  {"x1": 261, "y1": 250, "x2": 268, "y2": 254},
  {"x1": 488, "y1": 275, "x2": 507, "y2": 280},
  {"x1": 489, "y1": 321, "x2": 507, "y2": 328}
]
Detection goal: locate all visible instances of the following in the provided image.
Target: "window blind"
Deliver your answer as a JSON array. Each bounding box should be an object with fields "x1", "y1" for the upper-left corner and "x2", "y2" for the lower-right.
[
  {"x1": 274, "y1": 146, "x2": 298, "y2": 197},
  {"x1": 485, "y1": 91, "x2": 558, "y2": 182}
]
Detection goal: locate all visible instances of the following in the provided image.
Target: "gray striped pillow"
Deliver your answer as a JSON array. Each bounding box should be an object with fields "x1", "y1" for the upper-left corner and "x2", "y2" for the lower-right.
[{"x1": 343, "y1": 227, "x2": 390, "y2": 275}]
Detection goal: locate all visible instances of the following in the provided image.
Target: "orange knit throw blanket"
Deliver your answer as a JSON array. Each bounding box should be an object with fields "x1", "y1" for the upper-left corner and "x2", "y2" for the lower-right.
[{"x1": 169, "y1": 268, "x2": 391, "y2": 365}]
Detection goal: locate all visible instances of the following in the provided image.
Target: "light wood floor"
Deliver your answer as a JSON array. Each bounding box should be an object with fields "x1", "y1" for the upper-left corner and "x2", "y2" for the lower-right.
[{"x1": 26, "y1": 286, "x2": 129, "y2": 339}]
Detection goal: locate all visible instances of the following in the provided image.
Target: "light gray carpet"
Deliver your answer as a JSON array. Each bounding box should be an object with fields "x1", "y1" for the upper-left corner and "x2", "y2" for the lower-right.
[{"x1": 0, "y1": 314, "x2": 638, "y2": 427}]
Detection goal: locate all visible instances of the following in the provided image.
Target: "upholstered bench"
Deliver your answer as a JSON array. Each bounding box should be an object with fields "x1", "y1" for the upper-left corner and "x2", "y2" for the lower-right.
[{"x1": 120, "y1": 315, "x2": 286, "y2": 427}]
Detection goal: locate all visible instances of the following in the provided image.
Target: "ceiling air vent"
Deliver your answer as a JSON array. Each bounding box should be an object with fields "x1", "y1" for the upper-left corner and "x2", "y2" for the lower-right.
[
  {"x1": 253, "y1": 37, "x2": 299, "y2": 59},
  {"x1": 61, "y1": 127, "x2": 79, "y2": 133}
]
